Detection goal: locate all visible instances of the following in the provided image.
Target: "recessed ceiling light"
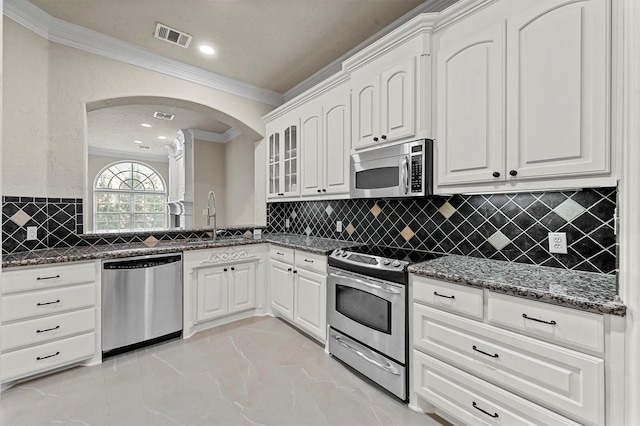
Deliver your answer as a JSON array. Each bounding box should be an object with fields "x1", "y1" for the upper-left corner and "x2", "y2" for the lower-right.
[
  {"x1": 141, "y1": 123, "x2": 152, "y2": 128},
  {"x1": 133, "y1": 140, "x2": 143, "y2": 144},
  {"x1": 199, "y1": 45, "x2": 215, "y2": 55},
  {"x1": 158, "y1": 136, "x2": 167, "y2": 140}
]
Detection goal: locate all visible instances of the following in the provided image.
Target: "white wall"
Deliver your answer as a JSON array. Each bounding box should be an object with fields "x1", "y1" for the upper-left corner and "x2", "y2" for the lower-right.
[
  {"x1": 3, "y1": 16, "x2": 271, "y2": 210},
  {"x1": 86, "y1": 154, "x2": 169, "y2": 232},
  {"x1": 225, "y1": 134, "x2": 258, "y2": 226},
  {"x1": 192, "y1": 139, "x2": 226, "y2": 228},
  {"x1": 3, "y1": 18, "x2": 49, "y2": 196}
]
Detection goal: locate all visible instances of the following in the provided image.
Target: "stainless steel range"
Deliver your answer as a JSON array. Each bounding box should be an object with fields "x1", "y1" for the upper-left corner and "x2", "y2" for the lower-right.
[{"x1": 327, "y1": 245, "x2": 442, "y2": 401}]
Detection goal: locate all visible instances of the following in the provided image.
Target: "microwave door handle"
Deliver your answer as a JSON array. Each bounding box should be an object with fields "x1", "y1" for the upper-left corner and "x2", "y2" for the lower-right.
[
  {"x1": 329, "y1": 272, "x2": 401, "y2": 294},
  {"x1": 401, "y1": 156, "x2": 409, "y2": 194}
]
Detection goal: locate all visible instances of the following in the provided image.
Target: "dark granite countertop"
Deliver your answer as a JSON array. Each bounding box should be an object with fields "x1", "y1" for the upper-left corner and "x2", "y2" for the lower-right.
[
  {"x1": 265, "y1": 233, "x2": 357, "y2": 255},
  {"x1": 408, "y1": 254, "x2": 625, "y2": 316},
  {"x1": 1, "y1": 233, "x2": 356, "y2": 268}
]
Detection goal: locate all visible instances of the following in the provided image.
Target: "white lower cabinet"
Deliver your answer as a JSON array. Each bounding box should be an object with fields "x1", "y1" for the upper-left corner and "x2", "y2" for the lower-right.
[
  {"x1": 196, "y1": 262, "x2": 256, "y2": 323},
  {"x1": 183, "y1": 245, "x2": 267, "y2": 337},
  {"x1": 270, "y1": 258, "x2": 295, "y2": 320},
  {"x1": 269, "y1": 246, "x2": 327, "y2": 342},
  {"x1": 1, "y1": 261, "x2": 99, "y2": 385},
  {"x1": 411, "y1": 275, "x2": 608, "y2": 426},
  {"x1": 293, "y1": 267, "x2": 326, "y2": 340},
  {"x1": 413, "y1": 351, "x2": 581, "y2": 426}
]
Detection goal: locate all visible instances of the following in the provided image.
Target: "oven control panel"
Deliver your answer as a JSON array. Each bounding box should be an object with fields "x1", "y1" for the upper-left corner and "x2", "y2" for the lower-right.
[{"x1": 330, "y1": 249, "x2": 408, "y2": 272}]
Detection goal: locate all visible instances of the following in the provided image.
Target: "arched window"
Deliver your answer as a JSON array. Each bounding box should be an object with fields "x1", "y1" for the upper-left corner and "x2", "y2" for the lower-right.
[{"x1": 94, "y1": 161, "x2": 166, "y2": 232}]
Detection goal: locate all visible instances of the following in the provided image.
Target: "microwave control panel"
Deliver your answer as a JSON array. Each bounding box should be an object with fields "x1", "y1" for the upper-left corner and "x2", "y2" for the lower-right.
[{"x1": 410, "y1": 145, "x2": 423, "y2": 193}]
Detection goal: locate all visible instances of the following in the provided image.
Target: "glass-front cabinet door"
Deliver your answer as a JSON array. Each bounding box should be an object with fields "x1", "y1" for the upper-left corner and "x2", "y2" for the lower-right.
[
  {"x1": 267, "y1": 120, "x2": 299, "y2": 199},
  {"x1": 283, "y1": 125, "x2": 298, "y2": 194},
  {"x1": 268, "y1": 132, "x2": 280, "y2": 197}
]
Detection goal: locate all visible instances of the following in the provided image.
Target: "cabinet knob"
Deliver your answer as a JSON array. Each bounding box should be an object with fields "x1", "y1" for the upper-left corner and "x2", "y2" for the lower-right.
[
  {"x1": 381, "y1": 135, "x2": 387, "y2": 140},
  {"x1": 373, "y1": 137, "x2": 379, "y2": 142},
  {"x1": 322, "y1": 189, "x2": 327, "y2": 192},
  {"x1": 287, "y1": 268, "x2": 292, "y2": 272},
  {"x1": 293, "y1": 270, "x2": 298, "y2": 274},
  {"x1": 231, "y1": 267, "x2": 235, "y2": 271},
  {"x1": 509, "y1": 170, "x2": 518, "y2": 176},
  {"x1": 224, "y1": 268, "x2": 228, "y2": 272},
  {"x1": 492, "y1": 171, "x2": 500, "y2": 178},
  {"x1": 317, "y1": 189, "x2": 322, "y2": 193}
]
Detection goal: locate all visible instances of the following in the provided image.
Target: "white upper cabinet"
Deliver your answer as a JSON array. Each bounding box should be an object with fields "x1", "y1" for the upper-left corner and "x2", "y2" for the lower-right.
[
  {"x1": 435, "y1": 0, "x2": 613, "y2": 193},
  {"x1": 352, "y1": 58, "x2": 416, "y2": 150},
  {"x1": 266, "y1": 114, "x2": 300, "y2": 200},
  {"x1": 345, "y1": 14, "x2": 436, "y2": 152},
  {"x1": 436, "y1": 21, "x2": 505, "y2": 186},
  {"x1": 505, "y1": 0, "x2": 609, "y2": 180},
  {"x1": 300, "y1": 79, "x2": 350, "y2": 197}
]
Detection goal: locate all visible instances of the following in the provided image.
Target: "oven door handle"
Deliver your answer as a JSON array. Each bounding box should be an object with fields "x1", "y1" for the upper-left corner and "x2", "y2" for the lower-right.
[
  {"x1": 333, "y1": 334, "x2": 401, "y2": 376},
  {"x1": 329, "y1": 272, "x2": 401, "y2": 294}
]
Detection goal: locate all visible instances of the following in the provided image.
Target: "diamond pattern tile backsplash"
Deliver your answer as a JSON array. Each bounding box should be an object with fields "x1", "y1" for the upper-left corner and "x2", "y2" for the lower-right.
[
  {"x1": 2, "y1": 195, "x2": 256, "y2": 255},
  {"x1": 2, "y1": 197, "x2": 83, "y2": 253},
  {"x1": 267, "y1": 188, "x2": 617, "y2": 274}
]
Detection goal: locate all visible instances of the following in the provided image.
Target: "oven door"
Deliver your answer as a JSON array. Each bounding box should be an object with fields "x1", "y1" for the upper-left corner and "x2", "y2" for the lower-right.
[{"x1": 327, "y1": 267, "x2": 406, "y2": 363}]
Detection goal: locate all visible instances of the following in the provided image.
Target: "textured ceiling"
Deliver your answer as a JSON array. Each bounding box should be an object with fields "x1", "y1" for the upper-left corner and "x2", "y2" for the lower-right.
[
  {"x1": 87, "y1": 104, "x2": 231, "y2": 157},
  {"x1": 28, "y1": 0, "x2": 429, "y2": 94}
]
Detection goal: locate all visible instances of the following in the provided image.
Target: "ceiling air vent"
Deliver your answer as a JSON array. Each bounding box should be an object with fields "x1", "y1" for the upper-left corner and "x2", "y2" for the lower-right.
[
  {"x1": 153, "y1": 111, "x2": 175, "y2": 121},
  {"x1": 154, "y1": 23, "x2": 192, "y2": 48}
]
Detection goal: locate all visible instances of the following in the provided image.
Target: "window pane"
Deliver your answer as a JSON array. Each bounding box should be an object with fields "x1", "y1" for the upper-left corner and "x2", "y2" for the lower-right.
[{"x1": 94, "y1": 161, "x2": 166, "y2": 232}]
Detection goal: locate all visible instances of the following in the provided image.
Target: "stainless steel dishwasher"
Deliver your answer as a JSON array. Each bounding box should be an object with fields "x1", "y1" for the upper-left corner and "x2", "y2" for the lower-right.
[{"x1": 102, "y1": 253, "x2": 183, "y2": 358}]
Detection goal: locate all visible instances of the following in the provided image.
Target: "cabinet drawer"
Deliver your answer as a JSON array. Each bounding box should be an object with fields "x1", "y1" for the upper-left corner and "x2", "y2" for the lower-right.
[
  {"x1": 413, "y1": 304, "x2": 604, "y2": 426},
  {"x1": 2, "y1": 262, "x2": 96, "y2": 294},
  {"x1": 413, "y1": 351, "x2": 581, "y2": 426},
  {"x1": 2, "y1": 284, "x2": 95, "y2": 323},
  {"x1": 1, "y1": 308, "x2": 96, "y2": 352},
  {"x1": 412, "y1": 276, "x2": 483, "y2": 320},
  {"x1": 487, "y1": 292, "x2": 604, "y2": 354},
  {"x1": 269, "y1": 245, "x2": 294, "y2": 264},
  {"x1": 294, "y1": 251, "x2": 327, "y2": 275},
  {"x1": 1, "y1": 332, "x2": 95, "y2": 383}
]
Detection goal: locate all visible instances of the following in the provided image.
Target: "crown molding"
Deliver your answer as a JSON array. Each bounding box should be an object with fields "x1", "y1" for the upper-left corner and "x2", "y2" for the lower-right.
[
  {"x1": 190, "y1": 128, "x2": 241, "y2": 144},
  {"x1": 88, "y1": 146, "x2": 169, "y2": 163},
  {"x1": 4, "y1": 0, "x2": 283, "y2": 107},
  {"x1": 264, "y1": 71, "x2": 350, "y2": 123}
]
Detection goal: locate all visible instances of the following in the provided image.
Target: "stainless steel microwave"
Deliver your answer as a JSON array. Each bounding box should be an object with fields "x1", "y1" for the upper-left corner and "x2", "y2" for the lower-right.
[{"x1": 350, "y1": 139, "x2": 433, "y2": 198}]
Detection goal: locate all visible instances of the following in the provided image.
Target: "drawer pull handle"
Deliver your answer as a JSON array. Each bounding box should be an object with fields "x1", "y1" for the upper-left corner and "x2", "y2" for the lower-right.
[
  {"x1": 522, "y1": 313, "x2": 556, "y2": 325},
  {"x1": 37, "y1": 275, "x2": 60, "y2": 281},
  {"x1": 36, "y1": 351, "x2": 60, "y2": 361},
  {"x1": 433, "y1": 291, "x2": 454, "y2": 299},
  {"x1": 37, "y1": 300, "x2": 61, "y2": 306},
  {"x1": 36, "y1": 325, "x2": 60, "y2": 334},
  {"x1": 304, "y1": 259, "x2": 314, "y2": 263},
  {"x1": 277, "y1": 252, "x2": 285, "y2": 256},
  {"x1": 472, "y1": 401, "x2": 498, "y2": 418},
  {"x1": 472, "y1": 345, "x2": 499, "y2": 358}
]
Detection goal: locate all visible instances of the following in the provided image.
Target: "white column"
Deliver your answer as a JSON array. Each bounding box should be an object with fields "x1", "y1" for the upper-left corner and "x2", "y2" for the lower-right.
[{"x1": 617, "y1": 0, "x2": 640, "y2": 424}]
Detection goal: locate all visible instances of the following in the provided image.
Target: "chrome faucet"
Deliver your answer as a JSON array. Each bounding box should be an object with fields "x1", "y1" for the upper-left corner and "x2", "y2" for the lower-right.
[{"x1": 206, "y1": 190, "x2": 217, "y2": 239}]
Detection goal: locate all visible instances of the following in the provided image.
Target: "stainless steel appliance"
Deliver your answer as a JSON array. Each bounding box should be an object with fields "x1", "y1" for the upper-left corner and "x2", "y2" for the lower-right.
[
  {"x1": 350, "y1": 139, "x2": 434, "y2": 199},
  {"x1": 102, "y1": 253, "x2": 183, "y2": 358},
  {"x1": 327, "y1": 245, "x2": 442, "y2": 401}
]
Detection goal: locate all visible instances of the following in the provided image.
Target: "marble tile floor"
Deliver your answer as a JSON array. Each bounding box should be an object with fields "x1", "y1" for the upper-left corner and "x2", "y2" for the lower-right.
[{"x1": 0, "y1": 317, "x2": 448, "y2": 425}]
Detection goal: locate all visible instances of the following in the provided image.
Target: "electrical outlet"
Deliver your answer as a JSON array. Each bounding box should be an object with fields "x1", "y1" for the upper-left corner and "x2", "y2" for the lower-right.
[
  {"x1": 336, "y1": 221, "x2": 343, "y2": 232},
  {"x1": 202, "y1": 209, "x2": 208, "y2": 216},
  {"x1": 285, "y1": 219, "x2": 290, "y2": 229},
  {"x1": 548, "y1": 232, "x2": 567, "y2": 254},
  {"x1": 27, "y1": 226, "x2": 38, "y2": 241}
]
